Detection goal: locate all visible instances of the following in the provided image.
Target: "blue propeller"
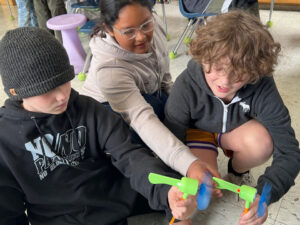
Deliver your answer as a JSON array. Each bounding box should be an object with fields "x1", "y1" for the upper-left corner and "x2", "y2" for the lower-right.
[
  {"x1": 197, "y1": 172, "x2": 213, "y2": 210},
  {"x1": 257, "y1": 182, "x2": 272, "y2": 218}
]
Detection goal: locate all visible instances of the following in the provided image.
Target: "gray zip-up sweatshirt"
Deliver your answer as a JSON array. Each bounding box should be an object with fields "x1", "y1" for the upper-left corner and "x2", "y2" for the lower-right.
[
  {"x1": 164, "y1": 59, "x2": 300, "y2": 204},
  {"x1": 81, "y1": 15, "x2": 197, "y2": 176}
]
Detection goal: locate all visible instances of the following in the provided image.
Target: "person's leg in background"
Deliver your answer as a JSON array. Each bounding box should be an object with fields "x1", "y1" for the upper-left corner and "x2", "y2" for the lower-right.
[
  {"x1": 16, "y1": 0, "x2": 30, "y2": 27},
  {"x1": 33, "y1": 0, "x2": 53, "y2": 35},
  {"x1": 33, "y1": 0, "x2": 67, "y2": 43},
  {"x1": 29, "y1": 0, "x2": 38, "y2": 27},
  {"x1": 16, "y1": 0, "x2": 38, "y2": 27},
  {"x1": 230, "y1": 0, "x2": 260, "y2": 18},
  {"x1": 48, "y1": 0, "x2": 67, "y2": 43}
]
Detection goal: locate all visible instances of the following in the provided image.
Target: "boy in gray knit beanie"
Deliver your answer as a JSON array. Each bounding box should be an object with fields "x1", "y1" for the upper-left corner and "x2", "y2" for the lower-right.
[{"x1": 0, "y1": 27, "x2": 196, "y2": 225}]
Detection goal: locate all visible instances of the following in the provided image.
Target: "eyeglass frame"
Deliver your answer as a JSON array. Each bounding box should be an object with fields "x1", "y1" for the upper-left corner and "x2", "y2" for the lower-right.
[{"x1": 112, "y1": 17, "x2": 155, "y2": 40}]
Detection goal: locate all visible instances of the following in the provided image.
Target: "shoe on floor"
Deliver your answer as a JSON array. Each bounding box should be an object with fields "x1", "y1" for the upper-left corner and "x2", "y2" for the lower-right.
[
  {"x1": 223, "y1": 172, "x2": 256, "y2": 202},
  {"x1": 224, "y1": 172, "x2": 256, "y2": 187}
]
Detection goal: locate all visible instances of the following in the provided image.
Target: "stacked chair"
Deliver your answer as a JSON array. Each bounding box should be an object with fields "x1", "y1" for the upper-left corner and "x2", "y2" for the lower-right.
[{"x1": 169, "y1": 0, "x2": 233, "y2": 59}]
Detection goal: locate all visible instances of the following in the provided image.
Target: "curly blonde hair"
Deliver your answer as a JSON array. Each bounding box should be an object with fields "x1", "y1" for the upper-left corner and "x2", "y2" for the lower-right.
[{"x1": 190, "y1": 10, "x2": 281, "y2": 83}]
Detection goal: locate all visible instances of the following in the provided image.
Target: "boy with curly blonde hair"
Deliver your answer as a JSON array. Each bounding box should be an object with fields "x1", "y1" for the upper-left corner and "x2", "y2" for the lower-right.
[{"x1": 165, "y1": 10, "x2": 300, "y2": 224}]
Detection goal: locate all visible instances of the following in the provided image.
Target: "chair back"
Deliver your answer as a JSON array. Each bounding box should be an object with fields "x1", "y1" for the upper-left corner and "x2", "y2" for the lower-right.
[
  {"x1": 71, "y1": 0, "x2": 99, "y2": 8},
  {"x1": 87, "y1": 0, "x2": 99, "y2": 4},
  {"x1": 179, "y1": 0, "x2": 215, "y2": 18}
]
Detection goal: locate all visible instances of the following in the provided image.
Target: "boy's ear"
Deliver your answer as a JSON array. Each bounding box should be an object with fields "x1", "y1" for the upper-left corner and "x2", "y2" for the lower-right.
[{"x1": 103, "y1": 23, "x2": 114, "y2": 37}]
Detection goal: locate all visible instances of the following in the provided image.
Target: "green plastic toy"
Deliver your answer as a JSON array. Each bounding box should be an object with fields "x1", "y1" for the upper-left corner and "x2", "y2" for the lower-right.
[
  {"x1": 148, "y1": 172, "x2": 198, "y2": 199},
  {"x1": 149, "y1": 172, "x2": 269, "y2": 219},
  {"x1": 148, "y1": 172, "x2": 198, "y2": 224},
  {"x1": 212, "y1": 177, "x2": 257, "y2": 213}
]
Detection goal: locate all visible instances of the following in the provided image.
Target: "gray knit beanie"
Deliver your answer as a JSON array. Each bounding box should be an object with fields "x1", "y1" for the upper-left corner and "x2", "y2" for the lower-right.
[{"x1": 0, "y1": 27, "x2": 75, "y2": 100}]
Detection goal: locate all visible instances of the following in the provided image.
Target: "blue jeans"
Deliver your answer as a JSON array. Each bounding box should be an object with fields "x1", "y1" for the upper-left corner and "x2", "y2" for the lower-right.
[
  {"x1": 104, "y1": 91, "x2": 168, "y2": 145},
  {"x1": 16, "y1": 0, "x2": 38, "y2": 27}
]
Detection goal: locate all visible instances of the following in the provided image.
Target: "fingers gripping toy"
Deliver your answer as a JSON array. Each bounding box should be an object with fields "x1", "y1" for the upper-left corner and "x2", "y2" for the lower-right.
[{"x1": 148, "y1": 173, "x2": 198, "y2": 224}]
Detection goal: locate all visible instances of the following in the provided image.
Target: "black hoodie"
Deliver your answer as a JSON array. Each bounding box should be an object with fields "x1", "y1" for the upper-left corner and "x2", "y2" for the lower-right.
[{"x1": 0, "y1": 89, "x2": 178, "y2": 225}]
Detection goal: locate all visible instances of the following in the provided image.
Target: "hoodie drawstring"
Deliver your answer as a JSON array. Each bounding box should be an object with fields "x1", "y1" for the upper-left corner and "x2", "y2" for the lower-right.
[
  {"x1": 31, "y1": 116, "x2": 52, "y2": 166},
  {"x1": 66, "y1": 112, "x2": 82, "y2": 160}
]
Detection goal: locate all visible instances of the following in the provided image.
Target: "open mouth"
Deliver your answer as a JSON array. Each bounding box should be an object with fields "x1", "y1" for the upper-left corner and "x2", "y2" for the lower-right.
[{"x1": 217, "y1": 85, "x2": 229, "y2": 93}]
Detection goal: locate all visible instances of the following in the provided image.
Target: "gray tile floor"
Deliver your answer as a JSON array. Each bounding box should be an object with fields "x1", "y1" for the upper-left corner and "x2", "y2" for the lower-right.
[{"x1": 0, "y1": 1, "x2": 300, "y2": 224}]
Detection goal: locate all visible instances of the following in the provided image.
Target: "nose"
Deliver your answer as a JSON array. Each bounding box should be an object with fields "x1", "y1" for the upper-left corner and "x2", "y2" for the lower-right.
[
  {"x1": 220, "y1": 74, "x2": 231, "y2": 86},
  {"x1": 135, "y1": 29, "x2": 146, "y2": 41},
  {"x1": 55, "y1": 86, "x2": 67, "y2": 102}
]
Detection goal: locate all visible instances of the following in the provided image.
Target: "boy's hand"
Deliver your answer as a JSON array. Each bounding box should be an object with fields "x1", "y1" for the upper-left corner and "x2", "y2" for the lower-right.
[
  {"x1": 168, "y1": 186, "x2": 197, "y2": 220},
  {"x1": 186, "y1": 160, "x2": 222, "y2": 197},
  {"x1": 239, "y1": 196, "x2": 268, "y2": 225}
]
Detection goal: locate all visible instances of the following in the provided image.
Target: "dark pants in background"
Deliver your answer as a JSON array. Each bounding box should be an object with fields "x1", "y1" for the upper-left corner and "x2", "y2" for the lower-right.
[
  {"x1": 33, "y1": 0, "x2": 66, "y2": 43},
  {"x1": 230, "y1": 0, "x2": 260, "y2": 17}
]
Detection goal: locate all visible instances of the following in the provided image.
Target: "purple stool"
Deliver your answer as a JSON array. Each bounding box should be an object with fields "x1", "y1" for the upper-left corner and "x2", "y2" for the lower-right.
[{"x1": 47, "y1": 14, "x2": 87, "y2": 74}]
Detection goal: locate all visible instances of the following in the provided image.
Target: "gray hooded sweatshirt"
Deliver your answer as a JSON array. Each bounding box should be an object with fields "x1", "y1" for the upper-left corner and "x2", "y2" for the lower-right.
[{"x1": 81, "y1": 15, "x2": 197, "y2": 176}]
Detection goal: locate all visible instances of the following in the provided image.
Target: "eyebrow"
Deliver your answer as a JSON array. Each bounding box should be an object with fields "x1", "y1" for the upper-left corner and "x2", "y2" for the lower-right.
[{"x1": 118, "y1": 17, "x2": 152, "y2": 30}]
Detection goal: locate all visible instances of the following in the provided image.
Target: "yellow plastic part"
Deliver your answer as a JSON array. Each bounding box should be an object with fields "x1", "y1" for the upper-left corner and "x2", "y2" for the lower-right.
[
  {"x1": 167, "y1": 34, "x2": 171, "y2": 41},
  {"x1": 78, "y1": 72, "x2": 87, "y2": 81},
  {"x1": 169, "y1": 51, "x2": 177, "y2": 59},
  {"x1": 267, "y1": 21, "x2": 273, "y2": 28},
  {"x1": 184, "y1": 37, "x2": 191, "y2": 45}
]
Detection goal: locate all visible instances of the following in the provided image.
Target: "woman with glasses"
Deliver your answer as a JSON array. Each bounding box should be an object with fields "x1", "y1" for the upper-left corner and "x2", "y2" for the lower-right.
[{"x1": 82, "y1": 2, "x2": 220, "y2": 223}]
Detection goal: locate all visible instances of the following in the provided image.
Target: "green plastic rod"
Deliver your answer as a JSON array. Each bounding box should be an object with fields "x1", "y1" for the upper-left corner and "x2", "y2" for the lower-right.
[
  {"x1": 212, "y1": 177, "x2": 240, "y2": 193},
  {"x1": 213, "y1": 177, "x2": 257, "y2": 213},
  {"x1": 148, "y1": 173, "x2": 198, "y2": 199}
]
